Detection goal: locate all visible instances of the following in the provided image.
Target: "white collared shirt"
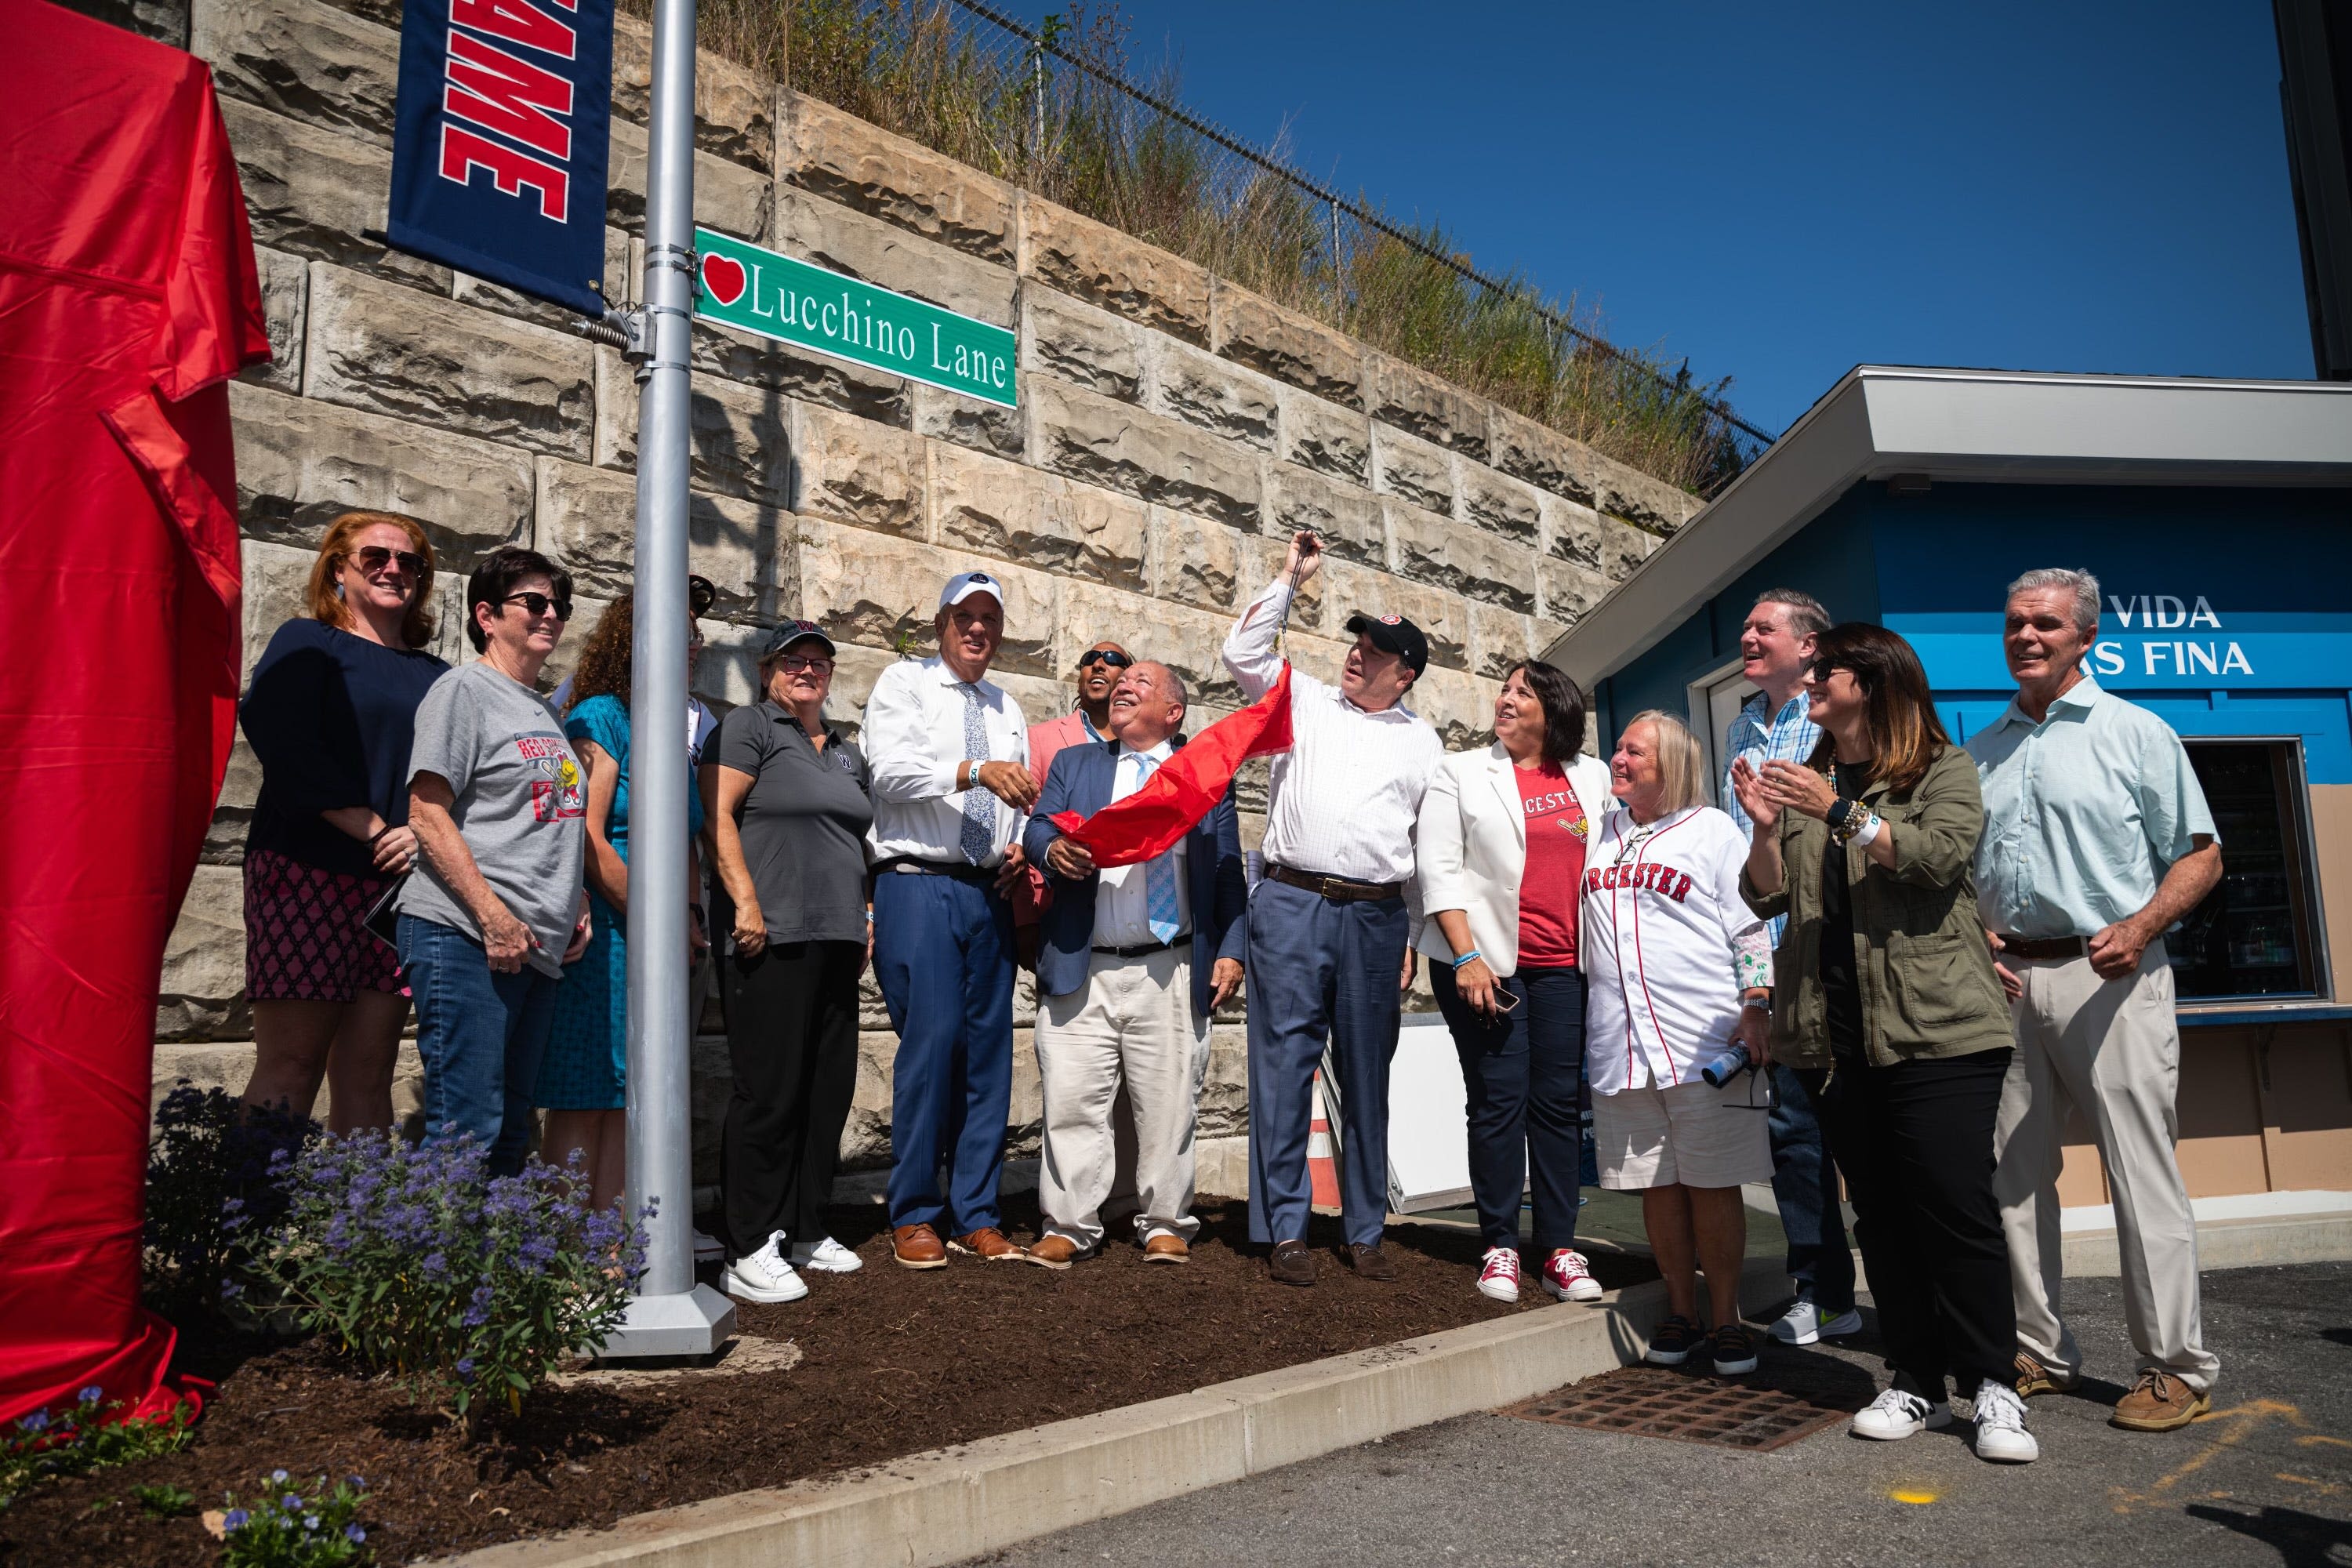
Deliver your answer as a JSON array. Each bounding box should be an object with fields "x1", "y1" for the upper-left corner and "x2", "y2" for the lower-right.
[
  {"x1": 1222, "y1": 579, "x2": 1443, "y2": 886},
  {"x1": 1093, "y1": 739, "x2": 1190, "y2": 946},
  {"x1": 861, "y1": 655, "x2": 1029, "y2": 867}
]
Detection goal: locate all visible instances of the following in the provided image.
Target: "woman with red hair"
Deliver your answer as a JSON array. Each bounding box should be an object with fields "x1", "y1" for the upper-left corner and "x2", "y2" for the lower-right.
[{"x1": 237, "y1": 510, "x2": 448, "y2": 1131}]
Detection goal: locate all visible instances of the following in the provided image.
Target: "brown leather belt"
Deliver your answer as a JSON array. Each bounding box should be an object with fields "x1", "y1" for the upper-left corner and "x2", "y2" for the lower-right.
[
  {"x1": 1264, "y1": 862, "x2": 1405, "y2": 903},
  {"x1": 1994, "y1": 934, "x2": 2087, "y2": 960}
]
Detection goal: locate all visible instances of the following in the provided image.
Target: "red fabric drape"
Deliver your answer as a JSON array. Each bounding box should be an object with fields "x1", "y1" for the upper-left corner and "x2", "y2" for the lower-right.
[
  {"x1": 0, "y1": 0, "x2": 270, "y2": 1423},
  {"x1": 1048, "y1": 666, "x2": 1294, "y2": 867}
]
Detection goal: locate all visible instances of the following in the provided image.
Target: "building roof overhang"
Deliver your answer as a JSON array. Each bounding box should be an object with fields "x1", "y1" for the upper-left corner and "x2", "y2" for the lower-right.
[{"x1": 1544, "y1": 366, "x2": 2352, "y2": 687}]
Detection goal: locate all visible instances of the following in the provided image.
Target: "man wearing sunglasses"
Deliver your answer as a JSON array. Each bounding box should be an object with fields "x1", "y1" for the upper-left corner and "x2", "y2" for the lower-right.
[{"x1": 1028, "y1": 642, "x2": 1134, "y2": 794}]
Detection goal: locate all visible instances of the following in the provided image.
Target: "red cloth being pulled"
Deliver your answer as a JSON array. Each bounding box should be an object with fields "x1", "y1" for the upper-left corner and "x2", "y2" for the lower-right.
[
  {"x1": 1048, "y1": 666, "x2": 1295, "y2": 867},
  {"x1": 0, "y1": 0, "x2": 270, "y2": 1424}
]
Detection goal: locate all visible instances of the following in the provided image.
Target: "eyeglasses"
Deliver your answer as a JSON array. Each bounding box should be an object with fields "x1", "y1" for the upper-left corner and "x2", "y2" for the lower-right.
[
  {"x1": 1078, "y1": 649, "x2": 1133, "y2": 670},
  {"x1": 501, "y1": 591, "x2": 573, "y2": 621},
  {"x1": 351, "y1": 545, "x2": 426, "y2": 578},
  {"x1": 775, "y1": 655, "x2": 833, "y2": 674}
]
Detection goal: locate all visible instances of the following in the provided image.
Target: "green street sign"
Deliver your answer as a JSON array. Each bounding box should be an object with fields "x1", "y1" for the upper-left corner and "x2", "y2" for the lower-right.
[{"x1": 693, "y1": 227, "x2": 1018, "y2": 408}]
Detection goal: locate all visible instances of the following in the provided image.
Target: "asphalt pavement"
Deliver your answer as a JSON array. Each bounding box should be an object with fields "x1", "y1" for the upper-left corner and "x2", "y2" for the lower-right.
[{"x1": 969, "y1": 1262, "x2": 2352, "y2": 1567}]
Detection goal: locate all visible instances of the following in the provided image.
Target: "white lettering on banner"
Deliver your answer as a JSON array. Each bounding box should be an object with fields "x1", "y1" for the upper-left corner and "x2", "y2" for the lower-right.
[{"x1": 2093, "y1": 592, "x2": 2252, "y2": 681}]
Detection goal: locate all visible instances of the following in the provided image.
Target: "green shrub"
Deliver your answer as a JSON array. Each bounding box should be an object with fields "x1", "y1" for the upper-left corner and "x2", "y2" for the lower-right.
[
  {"x1": 144, "y1": 1082, "x2": 318, "y2": 1316},
  {"x1": 0, "y1": 1387, "x2": 195, "y2": 1510},
  {"x1": 217, "y1": 1472, "x2": 371, "y2": 1566}
]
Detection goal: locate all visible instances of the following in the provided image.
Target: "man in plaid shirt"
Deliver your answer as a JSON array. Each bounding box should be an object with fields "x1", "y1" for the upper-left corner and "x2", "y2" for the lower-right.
[{"x1": 1719, "y1": 589, "x2": 1859, "y2": 1349}]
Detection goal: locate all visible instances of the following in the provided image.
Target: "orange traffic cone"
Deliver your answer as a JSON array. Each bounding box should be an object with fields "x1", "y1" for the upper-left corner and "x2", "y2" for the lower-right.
[{"x1": 1308, "y1": 1070, "x2": 1341, "y2": 1209}]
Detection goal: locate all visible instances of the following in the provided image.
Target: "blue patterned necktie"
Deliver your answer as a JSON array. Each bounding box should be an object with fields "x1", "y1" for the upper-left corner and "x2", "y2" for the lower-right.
[
  {"x1": 1136, "y1": 753, "x2": 1181, "y2": 944},
  {"x1": 957, "y1": 682, "x2": 996, "y2": 865}
]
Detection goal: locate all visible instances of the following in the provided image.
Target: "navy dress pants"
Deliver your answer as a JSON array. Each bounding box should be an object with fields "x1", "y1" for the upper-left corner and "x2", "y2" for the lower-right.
[
  {"x1": 1769, "y1": 1063, "x2": 1857, "y2": 1313},
  {"x1": 1245, "y1": 879, "x2": 1409, "y2": 1248},
  {"x1": 873, "y1": 871, "x2": 1016, "y2": 1235},
  {"x1": 1431, "y1": 964, "x2": 1585, "y2": 1254}
]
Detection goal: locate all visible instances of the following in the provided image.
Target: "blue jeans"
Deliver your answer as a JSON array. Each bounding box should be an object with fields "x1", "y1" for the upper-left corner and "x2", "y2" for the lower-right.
[
  {"x1": 398, "y1": 914, "x2": 562, "y2": 1177},
  {"x1": 871, "y1": 872, "x2": 1017, "y2": 1234},
  {"x1": 1432, "y1": 964, "x2": 1585, "y2": 1254},
  {"x1": 1769, "y1": 1062, "x2": 1856, "y2": 1312},
  {"x1": 1244, "y1": 879, "x2": 1409, "y2": 1248}
]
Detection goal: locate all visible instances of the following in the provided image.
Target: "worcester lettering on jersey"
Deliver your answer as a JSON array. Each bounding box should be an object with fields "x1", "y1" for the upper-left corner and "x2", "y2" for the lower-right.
[{"x1": 1585, "y1": 859, "x2": 1696, "y2": 903}]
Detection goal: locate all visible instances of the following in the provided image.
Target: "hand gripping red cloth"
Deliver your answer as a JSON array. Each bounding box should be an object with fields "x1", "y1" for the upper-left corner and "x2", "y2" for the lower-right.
[
  {"x1": 0, "y1": 1, "x2": 270, "y2": 1425},
  {"x1": 1048, "y1": 666, "x2": 1295, "y2": 867}
]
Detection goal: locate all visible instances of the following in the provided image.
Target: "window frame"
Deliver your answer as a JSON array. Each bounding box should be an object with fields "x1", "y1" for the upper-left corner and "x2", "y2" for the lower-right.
[{"x1": 2173, "y1": 735, "x2": 2333, "y2": 1008}]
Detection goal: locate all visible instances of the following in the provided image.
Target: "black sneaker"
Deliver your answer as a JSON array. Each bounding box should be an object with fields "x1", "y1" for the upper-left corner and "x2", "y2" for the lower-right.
[
  {"x1": 1646, "y1": 1314, "x2": 1704, "y2": 1367},
  {"x1": 1711, "y1": 1322, "x2": 1759, "y2": 1376}
]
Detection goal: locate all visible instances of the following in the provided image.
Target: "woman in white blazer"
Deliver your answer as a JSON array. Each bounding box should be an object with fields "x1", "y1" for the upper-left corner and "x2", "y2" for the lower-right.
[{"x1": 1416, "y1": 661, "x2": 1614, "y2": 1305}]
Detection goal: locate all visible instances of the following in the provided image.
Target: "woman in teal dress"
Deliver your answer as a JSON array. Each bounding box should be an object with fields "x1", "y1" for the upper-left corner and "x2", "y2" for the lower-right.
[{"x1": 539, "y1": 594, "x2": 706, "y2": 1210}]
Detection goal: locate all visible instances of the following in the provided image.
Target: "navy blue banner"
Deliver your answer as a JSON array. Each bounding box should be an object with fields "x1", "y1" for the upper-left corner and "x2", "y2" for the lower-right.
[{"x1": 388, "y1": 0, "x2": 615, "y2": 315}]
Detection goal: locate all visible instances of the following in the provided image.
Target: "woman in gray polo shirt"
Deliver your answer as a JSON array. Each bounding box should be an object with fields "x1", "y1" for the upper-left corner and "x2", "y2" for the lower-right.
[{"x1": 704, "y1": 620, "x2": 875, "y2": 1303}]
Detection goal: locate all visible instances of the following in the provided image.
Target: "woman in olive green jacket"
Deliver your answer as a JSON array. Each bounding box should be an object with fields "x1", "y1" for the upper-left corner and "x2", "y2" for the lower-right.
[{"x1": 1733, "y1": 622, "x2": 2037, "y2": 1465}]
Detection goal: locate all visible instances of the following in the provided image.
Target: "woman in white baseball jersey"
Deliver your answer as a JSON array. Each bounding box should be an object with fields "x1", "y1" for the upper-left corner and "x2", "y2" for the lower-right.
[{"x1": 1583, "y1": 710, "x2": 1773, "y2": 1377}]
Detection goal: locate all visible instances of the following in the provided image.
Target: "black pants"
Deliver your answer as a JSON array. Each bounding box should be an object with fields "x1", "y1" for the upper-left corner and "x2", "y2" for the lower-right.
[
  {"x1": 721, "y1": 939, "x2": 864, "y2": 1258},
  {"x1": 1804, "y1": 1046, "x2": 2015, "y2": 1402},
  {"x1": 1431, "y1": 964, "x2": 1585, "y2": 1254}
]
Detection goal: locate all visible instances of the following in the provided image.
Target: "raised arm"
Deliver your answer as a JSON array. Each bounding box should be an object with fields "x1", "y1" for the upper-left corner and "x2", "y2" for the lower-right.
[{"x1": 1223, "y1": 529, "x2": 1322, "y2": 702}]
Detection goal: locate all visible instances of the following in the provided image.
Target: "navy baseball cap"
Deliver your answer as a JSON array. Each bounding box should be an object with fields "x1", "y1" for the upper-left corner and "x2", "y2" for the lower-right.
[
  {"x1": 759, "y1": 619, "x2": 835, "y2": 659},
  {"x1": 1344, "y1": 611, "x2": 1430, "y2": 676}
]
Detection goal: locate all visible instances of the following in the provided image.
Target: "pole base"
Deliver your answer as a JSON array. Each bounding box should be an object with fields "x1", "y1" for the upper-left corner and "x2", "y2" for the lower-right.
[{"x1": 594, "y1": 1283, "x2": 739, "y2": 1361}]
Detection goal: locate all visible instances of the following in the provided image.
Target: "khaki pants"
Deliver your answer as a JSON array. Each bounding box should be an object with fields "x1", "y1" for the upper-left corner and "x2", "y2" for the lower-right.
[
  {"x1": 1992, "y1": 943, "x2": 2219, "y2": 1392},
  {"x1": 1034, "y1": 947, "x2": 1210, "y2": 1249}
]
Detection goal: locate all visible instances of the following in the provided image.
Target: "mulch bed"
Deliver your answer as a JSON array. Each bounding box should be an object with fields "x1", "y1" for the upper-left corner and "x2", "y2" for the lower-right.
[{"x1": 2, "y1": 1196, "x2": 1657, "y2": 1567}]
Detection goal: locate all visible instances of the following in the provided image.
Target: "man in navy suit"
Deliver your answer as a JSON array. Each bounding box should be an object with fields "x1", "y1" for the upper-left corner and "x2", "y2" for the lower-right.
[{"x1": 1021, "y1": 662, "x2": 1247, "y2": 1266}]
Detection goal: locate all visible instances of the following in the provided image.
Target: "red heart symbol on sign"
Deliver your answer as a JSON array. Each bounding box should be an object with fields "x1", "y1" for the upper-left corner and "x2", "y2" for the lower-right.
[{"x1": 701, "y1": 253, "x2": 747, "y2": 307}]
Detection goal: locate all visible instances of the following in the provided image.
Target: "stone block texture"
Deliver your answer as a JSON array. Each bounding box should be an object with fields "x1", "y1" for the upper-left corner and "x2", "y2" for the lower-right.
[{"x1": 154, "y1": 0, "x2": 1686, "y2": 1178}]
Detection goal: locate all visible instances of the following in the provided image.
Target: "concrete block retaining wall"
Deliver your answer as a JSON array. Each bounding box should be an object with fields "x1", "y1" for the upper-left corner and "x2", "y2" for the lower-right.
[{"x1": 89, "y1": 0, "x2": 1686, "y2": 1185}]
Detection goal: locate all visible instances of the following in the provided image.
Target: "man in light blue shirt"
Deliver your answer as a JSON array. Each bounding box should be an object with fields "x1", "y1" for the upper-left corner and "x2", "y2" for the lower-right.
[
  {"x1": 1968, "y1": 568, "x2": 2224, "y2": 1432},
  {"x1": 1717, "y1": 588, "x2": 1856, "y2": 1350}
]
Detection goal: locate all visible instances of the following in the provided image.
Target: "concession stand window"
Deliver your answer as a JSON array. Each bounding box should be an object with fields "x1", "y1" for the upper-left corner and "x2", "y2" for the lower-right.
[{"x1": 2168, "y1": 740, "x2": 2328, "y2": 1000}]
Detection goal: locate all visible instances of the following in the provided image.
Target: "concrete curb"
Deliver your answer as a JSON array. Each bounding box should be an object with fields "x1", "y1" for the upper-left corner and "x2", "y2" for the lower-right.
[{"x1": 442, "y1": 1256, "x2": 1791, "y2": 1568}]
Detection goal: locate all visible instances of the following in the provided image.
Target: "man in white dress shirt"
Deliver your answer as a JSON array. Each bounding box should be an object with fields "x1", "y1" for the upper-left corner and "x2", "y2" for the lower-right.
[
  {"x1": 1225, "y1": 530, "x2": 1444, "y2": 1285},
  {"x1": 1022, "y1": 663, "x2": 1248, "y2": 1268},
  {"x1": 863, "y1": 571, "x2": 1039, "y2": 1269}
]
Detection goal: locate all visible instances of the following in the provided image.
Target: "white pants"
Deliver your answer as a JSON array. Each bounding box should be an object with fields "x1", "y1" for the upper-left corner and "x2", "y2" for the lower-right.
[
  {"x1": 1034, "y1": 947, "x2": 1210, "y2": 1248},
  {"x1": 1992, "y1": 944, "x2": 2219, "y2": 1392}
]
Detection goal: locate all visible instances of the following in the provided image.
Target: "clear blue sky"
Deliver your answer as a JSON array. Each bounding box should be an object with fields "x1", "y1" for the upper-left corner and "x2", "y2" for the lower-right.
[{"x1": 991, "y1": 0, "x2": 2313, "y2": 435}]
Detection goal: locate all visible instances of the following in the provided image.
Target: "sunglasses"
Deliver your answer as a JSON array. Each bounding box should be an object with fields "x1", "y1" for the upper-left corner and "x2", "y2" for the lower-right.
[
  {"x1": 502, "y1": 591, "x2": 573, "y2": 621},
  {"x1": 351, "y1": 545, "x2": 426, "y2": 578},
  {"x1": 774, "y1": 654, "x2": 833, "y2": 674},
  {"x1": 1078, "y1": 649, "x2": 1133, "y2": 670}
]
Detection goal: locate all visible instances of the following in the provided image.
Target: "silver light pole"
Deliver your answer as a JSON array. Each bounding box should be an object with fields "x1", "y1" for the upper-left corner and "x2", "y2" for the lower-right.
[{"x1": 600, "y1": 0, "x2": 735, "y2": 1359}]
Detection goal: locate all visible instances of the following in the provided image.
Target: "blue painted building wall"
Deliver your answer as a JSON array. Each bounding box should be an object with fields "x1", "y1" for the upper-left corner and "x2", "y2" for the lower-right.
[{"x1": 1594, "y1": 483, "x2": 2352, "y2": 786}]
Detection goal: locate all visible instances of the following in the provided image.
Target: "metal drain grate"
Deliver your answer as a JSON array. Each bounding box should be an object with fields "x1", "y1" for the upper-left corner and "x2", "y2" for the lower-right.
[{"x1": 1501, "y1": 1365, "x2": 1860, "y2": 1452}]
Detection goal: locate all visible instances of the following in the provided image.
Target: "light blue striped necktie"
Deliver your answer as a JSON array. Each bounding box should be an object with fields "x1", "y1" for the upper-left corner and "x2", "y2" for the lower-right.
[
  {"x1": 957, "y1": 682, "x2": 996, "y2": 865},
  {"x1": 1136, "y1": 753, "x2": 1180, "y2": 945}
]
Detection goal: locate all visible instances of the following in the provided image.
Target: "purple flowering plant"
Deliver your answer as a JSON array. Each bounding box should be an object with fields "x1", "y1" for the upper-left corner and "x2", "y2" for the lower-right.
[
  {"x1": 258, "y1": 1131, "x2": 646, "y2": 1433},
  {"x1": 216, "y1": 1472, "x2": 369, "y2": 1566},
  {"x1": 143, "y1": 1082, "x2": 318, "y2": 1317},
  {"x1": 0, "y1": 1385, "x2": 195, "y2": 1510}
]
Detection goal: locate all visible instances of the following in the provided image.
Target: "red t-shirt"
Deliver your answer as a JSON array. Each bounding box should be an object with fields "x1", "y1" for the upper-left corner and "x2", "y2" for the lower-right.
[{"x1": 1516, "y1": 762, "x2": 1589, "y2": 967}]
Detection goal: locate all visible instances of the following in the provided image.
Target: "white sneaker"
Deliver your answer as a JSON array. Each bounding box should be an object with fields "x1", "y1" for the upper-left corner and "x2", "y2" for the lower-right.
[
  {"x1": 1541, "y1": 1249, "x2": 1604, "y2": 1303},
  {"x1": 691, "y1": 1228, "x2": 724, "y2": 1264},
  {"x1": 1476, "y1": 1247, "x2": 1522, "y2": 1302},
  {"x1": 719, "y1": 1231, "x2": 808, "y2": 1304},
  {"x1": 1972, "y1": 1381, "x2": 2040, "y2": 1463},
  {"x1": 1768, "y1": 1299, "x2": 1864, "y2": 1345},
  {"x1": 1850, "y1": 1388, "x2": 1954, "y2": 1441},
  {"x1": 793, "y1": 1236, "x2": 863, "y2": 1274}
]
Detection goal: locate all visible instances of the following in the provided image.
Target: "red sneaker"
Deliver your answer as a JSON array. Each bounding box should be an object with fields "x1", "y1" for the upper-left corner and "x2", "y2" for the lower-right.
[
  {"x1": 1476, "y1": 1247, "x2": 1522, "y2": 1302},
  {"x1": 1541, "y1": 1248, "x2": 1603, "y2": 1303}
]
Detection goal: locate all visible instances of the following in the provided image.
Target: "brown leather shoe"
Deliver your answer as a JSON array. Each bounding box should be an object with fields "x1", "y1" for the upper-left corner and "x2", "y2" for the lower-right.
[
  {"x1": 1142, "y1": 1232, "x2": 1189, "y2": 1265},
  {"x1": 1026, "y1": 1234, "x2": 1083, "y2": 1270},
  {"x1": 2013, "y1": 1351, "x2": 2075, "y2": 1399},
  {"x1": 891, "y1": 1223, "x2": 948, "y2": 1270},
  {"x1": 1268, "y1": 1238, "x2": 1316, "y2": 1287},
  {"x1": 949, "y1": 1225, "x2": 1027, "y2": 1261},
  {"x1": 2111, "y1": 1369, "x2": 2211, "y2": 1432},
  {"x1": 1349, "y1": 1242, "x2": 1398, "y2": 1282}
]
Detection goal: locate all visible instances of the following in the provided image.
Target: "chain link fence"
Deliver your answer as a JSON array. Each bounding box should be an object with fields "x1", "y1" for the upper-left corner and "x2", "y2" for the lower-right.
[{"x1": 708, "y1": 0, "x2": 1772, "y2": 493}]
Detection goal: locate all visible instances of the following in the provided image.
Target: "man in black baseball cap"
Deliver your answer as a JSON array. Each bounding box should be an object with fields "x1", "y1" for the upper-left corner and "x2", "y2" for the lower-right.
[{"x1": 1341, "y1": 610, "x2": 1428, "y2": 693}]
